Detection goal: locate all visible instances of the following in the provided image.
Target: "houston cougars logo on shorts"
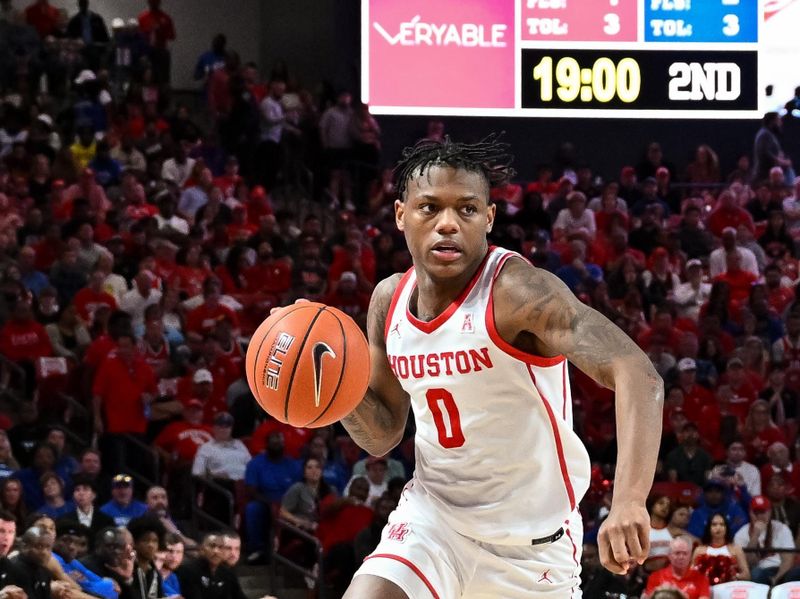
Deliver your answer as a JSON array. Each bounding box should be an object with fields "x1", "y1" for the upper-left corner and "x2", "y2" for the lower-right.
[{"x1": 387, "y1": 523, "x2": 411, "y2": 543}]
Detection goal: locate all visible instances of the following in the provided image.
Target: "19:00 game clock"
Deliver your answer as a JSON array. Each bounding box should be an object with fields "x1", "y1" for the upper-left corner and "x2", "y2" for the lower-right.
[{"x1": 363, "y1": 0, "x2": 789, "y2": 119}]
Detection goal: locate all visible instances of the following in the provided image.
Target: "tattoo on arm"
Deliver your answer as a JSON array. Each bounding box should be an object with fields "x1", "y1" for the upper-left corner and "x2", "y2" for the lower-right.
[
  {"x1": 499, "y1": 261, "x2": 651, "y2": 389},
  {"x1": 340, "y1": 274, "x2": 407, "y2": 454}
]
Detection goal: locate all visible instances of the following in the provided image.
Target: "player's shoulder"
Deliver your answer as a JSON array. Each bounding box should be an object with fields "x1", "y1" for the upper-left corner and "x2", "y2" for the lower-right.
[
  {"x1": 493, "y1": 254, "x2": 561, "y2": 299},
  {"x1": 370, "y1": 273, "x2": 405, "y2": 312}
]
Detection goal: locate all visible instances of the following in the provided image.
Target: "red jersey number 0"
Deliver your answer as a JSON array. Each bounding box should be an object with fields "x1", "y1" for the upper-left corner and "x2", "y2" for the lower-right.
[{"x1": 425, "y1": 388, "x2": 465, "y2": 449}]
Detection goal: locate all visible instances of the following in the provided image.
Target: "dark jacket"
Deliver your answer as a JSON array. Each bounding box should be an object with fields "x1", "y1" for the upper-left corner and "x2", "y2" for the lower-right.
[
  {"x1": 9, "y1": 554, "x2": 51, "y2": 599},
  {"x1": 175, "y1": 558, "x2": 248, "y2": 599},
  {"x1": 0, "y1": 555, "x2": 29, "y2": 592},
  {"x1": 66, "y1": 11, "x2": 109, "y2": 44},
  {"x1": 66, "y1": 507, "x2": 115, "y2": 548}
]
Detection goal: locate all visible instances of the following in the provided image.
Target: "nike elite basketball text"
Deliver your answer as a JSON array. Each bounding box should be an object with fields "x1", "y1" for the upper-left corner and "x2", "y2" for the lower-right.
[{"x1": 245, "y1": 302, "x2": 370, "y2": 427}]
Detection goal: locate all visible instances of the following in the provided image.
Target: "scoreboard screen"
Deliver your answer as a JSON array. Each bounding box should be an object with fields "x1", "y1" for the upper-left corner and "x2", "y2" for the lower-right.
[{"x1": 362, "y1": 0, "x2": 800, "y2": 119}]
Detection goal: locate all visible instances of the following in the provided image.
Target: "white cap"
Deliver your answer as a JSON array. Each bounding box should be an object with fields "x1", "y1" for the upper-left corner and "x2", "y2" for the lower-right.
[
  {"x1": 193, "y1": 369, "x2": 213, "y2": 384},
  {"x1": 686, "y1": 259, "x2": 702, "y2": 269},
  {"x1": 74, "y1": 70, "x2": 96, "y2": 85},
  {"x1": 111, "y1": 17, "x2": 125, "y2": 29},
  {"x1": 339, "y1": 271, "x2": 357, "y2": 284},
  {"x1": 677, "y1": 358, "x2": 697, "y2": 372},
  {"x1": 37, "y1": 114, "x2": 53, "y2": 128}
]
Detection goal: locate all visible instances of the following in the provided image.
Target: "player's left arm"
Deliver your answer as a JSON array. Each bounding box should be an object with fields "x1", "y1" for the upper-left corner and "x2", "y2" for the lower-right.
[{"x1": 494, "y1": 259, "x2": 664, "y2": 574}]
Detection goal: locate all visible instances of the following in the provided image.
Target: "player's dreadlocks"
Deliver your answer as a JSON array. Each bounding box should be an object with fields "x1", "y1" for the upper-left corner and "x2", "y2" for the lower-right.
[{"x1": 394, "y1": 132, "x2": 516, "y2": 200}]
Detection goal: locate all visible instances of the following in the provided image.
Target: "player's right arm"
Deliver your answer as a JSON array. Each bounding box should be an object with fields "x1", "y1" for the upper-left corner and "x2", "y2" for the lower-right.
[{"x1": 340, "y1": 274, "x2": 411, "y2": 456}]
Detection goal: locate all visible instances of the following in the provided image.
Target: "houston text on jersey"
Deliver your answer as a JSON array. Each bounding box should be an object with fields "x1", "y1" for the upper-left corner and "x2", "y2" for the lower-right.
[{"x1": 387, "y1": 347, "x2": 493, "y2": 379}]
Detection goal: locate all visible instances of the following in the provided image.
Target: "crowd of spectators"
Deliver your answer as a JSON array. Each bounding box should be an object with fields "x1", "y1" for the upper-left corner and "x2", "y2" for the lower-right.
[{"x1": 1, "y1": 0, "x2": 800, "y2": 598}]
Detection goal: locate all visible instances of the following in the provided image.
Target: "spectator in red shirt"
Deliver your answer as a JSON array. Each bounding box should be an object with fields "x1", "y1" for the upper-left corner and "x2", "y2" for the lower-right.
[
  {"x1": 328, "y1": 228, "x2": 376, "y2": 293},
  {"x1": 760, "y1": 442, "x2": 800, "y2": 498},
  {"x1": 317, "y1": 476, "x2": 373, "y2": 592},
  {"x1": 213, "y1": 156, "x2": 240, "y2": 198},
  {"x1": 765, "y1": 263, "x2": 795, "y2": 315},
  {"x1": 713, "y1": 252, "x2": 758, "y2": 305},
  {"x1": 197, "y1": 337, "x2": 239, "y2": 409},
  {"x1": 138, "y1": 0, "x2": 175, "y2": 85},
  {"x1": 525, "y1": 164, "x2": 558, "y2": 200},
  {"x1": 185, "y1": 276, "x2": 240, "y2": 344},
  {"x1": 248, "y1": 418, "x2": 312, "y2": 459},
  {"x1": 675, "y1": 358, "x2": 715, "y2": 423},
  {"x1": 743, "y1": 399, "x2": 788, "y2": 465},
  {"x1": 245, "y1": 185, "x2": 273, "y2": 227},
  {"x1": 151, "y1": 238, "x2": 179, "y2": 285},
  {"x1": 0, "y1": 299, "x2": 53, "y2": 365},
  {"x1": 138, "y1": 309, "x2": 171, "y2": 379},
  {"x1": 707, "y1": 188, "x2": 755, "y2": 238},
  {"x1": 243, "y1": 242, "x2": 291, "y2": 298},
  {"x1": 73, "y1": 270, "x2": 118, "y2": 324},
  {"x1": 173, "y1": 244, "x2": 210, "y2": 300},
  {"x1": 24, "y1": 0, "x2": 59, "y2": 38},
  {"x1": 644, "y1": 536, "x2": 711, "y2": 599},
  {"x1": 212, "y1": 316, "x2": 244, "y2": 374},
  {"x1": 226, "y1": 206, "x2": 257, "y2": 243},
  {"x1": 92, "y1": 332, "x2": 157, "y2": 474},
  {"x1": 154, "y1": 400, "x2": 212, "y2": 478},
  {"x1": 720, "y1": 357, "x2": 759, "y2": 423},
  {"x1": 176, "y1": 367, "x2": 217, "y2": 411},
  {"x1": 323, "y1": 271, "x2": 369, "y2": 322},
  {"x1": 637, "y1": 307, "x2": 683, "y2": 355}
]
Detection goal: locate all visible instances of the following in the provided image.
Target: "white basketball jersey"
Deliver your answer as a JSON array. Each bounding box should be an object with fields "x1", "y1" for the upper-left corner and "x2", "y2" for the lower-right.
[{"x1": 384, "y1": 246, "x2": 591, "y2": 544}]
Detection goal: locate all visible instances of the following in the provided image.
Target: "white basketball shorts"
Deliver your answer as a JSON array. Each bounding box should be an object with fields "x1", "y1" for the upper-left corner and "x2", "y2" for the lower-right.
[{"x1": 353, "y1": 481, "x2": 583, "y2": 598}]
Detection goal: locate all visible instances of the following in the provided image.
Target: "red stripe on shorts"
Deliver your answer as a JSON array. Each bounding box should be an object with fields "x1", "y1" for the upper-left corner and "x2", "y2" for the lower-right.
[{"x1": 363, "y1": 553, "x2": 441, "y2": 599}]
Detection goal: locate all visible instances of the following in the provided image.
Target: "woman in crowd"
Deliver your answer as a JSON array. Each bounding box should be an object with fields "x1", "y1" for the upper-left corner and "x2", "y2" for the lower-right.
[
  {"x1": 45, "y1": 303, "x2": 91, "y2": 362},
  {"x1": 279, "y1": 457, "x2": 336, "y2": 575},
  {"x1": 645, "y1": 494, "x2": 676, "y2": 573},
  {"x1": 0, "y1": 430, "x2": 19, "y2": 478},
  {"x1": 668, "y1": 503, "x2": 696, "y2": 542},
  {"x1": 686, "y1": 143, "x2": 721, "y2": 192},
  {"x1": 0, "y1": 476, "x2": 27, "y2": 529},
  {"x1": 692, "y1": 512, "x2": 750, "y2": 584},
  {"x1": 760, "y1": 210, "x2": 797, "y2": 261}
]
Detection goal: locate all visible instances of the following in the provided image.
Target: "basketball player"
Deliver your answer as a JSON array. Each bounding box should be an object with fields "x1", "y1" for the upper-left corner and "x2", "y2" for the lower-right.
[{"x1": 280, "y1": 136, "x2": 663, "y2": 598}]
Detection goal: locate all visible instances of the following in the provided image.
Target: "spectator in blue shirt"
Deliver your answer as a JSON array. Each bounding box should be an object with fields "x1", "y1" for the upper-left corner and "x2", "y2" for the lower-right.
[
  {"x1": 89, "y1": 140, "x2": 122, "y2": 188},
  {"x1": 53, "y1": 518, "x2": 117, "y2": 598},
  {"x1": 15, "y1": 442, "x2": 72, "y2": 511},
  {"x1": 99, "y1": 474, "x2": 147, "y2": 527},
  {"x1": 38, "y1": 473, "x2": 74, "y2": 520},
  {"x1": 305, "y1": 433, "x2": 349, "y2": 494},
  {"x1": 155, "y1": 531, "x2": 184, "y2": 596},
  {"x1": 243, "y1": 432, "x2": 301, "y2": 564},
  {"x1": 194, "y1": 34, "x2": 227, "y2": 83},
  {"x1": 556, "y1": 238, "x2": 603, "y2": 294},
  {"x1": 18, "y1": 246, "x2": 49, "y2": 297},
  {"x1": 687, "y1": 478, "x2": 749, "y2": 538}
]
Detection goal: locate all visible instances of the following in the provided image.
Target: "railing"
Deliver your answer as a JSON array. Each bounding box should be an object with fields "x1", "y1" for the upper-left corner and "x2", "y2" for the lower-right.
[
  {"x1": 121, "y1": 433, "x2": 160, "y2": 490},
  {"x1": 271, "y1": 516, "x2": 326, "y2": 599},
  {"x1": 0, "y1": 354, "x2": 27, "y2": 402},
  {"x1": 189, "y1": 476, "x2": 235, "y2": 533}
]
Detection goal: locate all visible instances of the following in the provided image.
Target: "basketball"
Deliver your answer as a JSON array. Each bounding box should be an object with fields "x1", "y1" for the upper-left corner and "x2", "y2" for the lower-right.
[{"x1": 245, "y1": 302, "x2": 370, "y2": 428}]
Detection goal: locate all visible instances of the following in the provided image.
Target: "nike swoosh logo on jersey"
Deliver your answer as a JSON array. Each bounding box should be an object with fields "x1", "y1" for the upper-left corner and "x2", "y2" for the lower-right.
[{"x1": 312, "y1": 342, "x2": 336, "y2": 407}]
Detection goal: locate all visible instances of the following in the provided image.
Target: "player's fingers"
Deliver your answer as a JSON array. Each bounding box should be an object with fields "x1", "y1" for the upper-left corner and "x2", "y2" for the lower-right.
[
  {"x1": 597, "y1": 532, "x2": 626, "y2": 574},
  {"x1": 270, "y1": 298, "x2": 311, "y2": 315},
  {"x1": 636, "y1": 521, "x2": 651, "y2": 564},
  {"x1": 609, "y1": 527, "x2": 632, "y2": 571},
  {"x1": 624, "y1": 525, "x2": 644, "y2": 565}
]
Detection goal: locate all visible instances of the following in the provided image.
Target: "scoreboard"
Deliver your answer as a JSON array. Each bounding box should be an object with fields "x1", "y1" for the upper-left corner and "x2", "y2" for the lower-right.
[{"x1": 362, "y1": 0, "x2": 799, "y2": 119}]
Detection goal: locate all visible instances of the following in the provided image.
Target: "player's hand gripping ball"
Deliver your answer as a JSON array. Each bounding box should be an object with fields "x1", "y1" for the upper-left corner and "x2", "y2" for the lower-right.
[{"x1": 246, "y1": 302, "x2": 370, "y2": 427}]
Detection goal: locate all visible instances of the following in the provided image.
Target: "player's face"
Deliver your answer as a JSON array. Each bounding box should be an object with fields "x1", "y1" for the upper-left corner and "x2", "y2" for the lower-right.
[{"x1": 396, "y1": 166, "x2": 495, "y2": 282}]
